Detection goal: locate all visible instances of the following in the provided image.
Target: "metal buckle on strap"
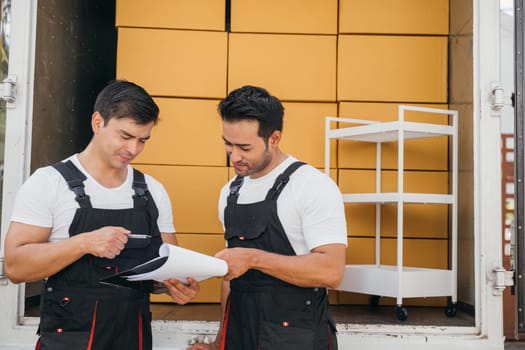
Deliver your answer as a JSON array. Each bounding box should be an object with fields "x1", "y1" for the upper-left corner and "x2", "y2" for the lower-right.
[
  {"x1": 133, "y1": 181, "x2": 147, "y2": 196},
  {"x1": 71, "y1": 185, "x2": 87, "y2": 198}
]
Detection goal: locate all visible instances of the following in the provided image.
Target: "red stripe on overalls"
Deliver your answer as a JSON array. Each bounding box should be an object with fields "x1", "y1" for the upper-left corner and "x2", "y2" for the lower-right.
[
  {"x1": 219, "y1": 298, "x2": 232, "y2": 350},
  {"x1": 138, "y1": 311, "x2": 143, "y2": 350},
  {"x1": 34, "y1": 338, "x2": 41, "y2": 350},
  {"x1": 86, "y1": 300, "x2": 99, "y2": 350}
]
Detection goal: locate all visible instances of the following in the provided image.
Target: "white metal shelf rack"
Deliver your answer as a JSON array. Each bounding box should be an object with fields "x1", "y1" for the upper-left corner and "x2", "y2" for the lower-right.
[{"x1": 326, "y1": 105, "x2": 458, "y2": 321}]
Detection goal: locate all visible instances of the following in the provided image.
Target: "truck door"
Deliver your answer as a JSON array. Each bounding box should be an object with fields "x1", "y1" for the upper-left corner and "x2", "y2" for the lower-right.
[
  {"x1": 503, "y1": 0, "x2": 525, "y2": 340},
  {"x1": 0, "y1": 0, "x2": 39, "y2": 346}
]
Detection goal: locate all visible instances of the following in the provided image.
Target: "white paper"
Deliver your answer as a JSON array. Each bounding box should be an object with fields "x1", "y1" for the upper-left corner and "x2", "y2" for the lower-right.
[{"x1": 125, "y1": 243, "x2": 228, "y2": 283}]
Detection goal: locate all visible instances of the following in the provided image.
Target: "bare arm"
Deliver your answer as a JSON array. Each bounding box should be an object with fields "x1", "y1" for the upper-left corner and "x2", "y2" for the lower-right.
[
  {"x1": 160, "y1": 232, "x2": 178, "y2": 245},
  {"x1": 216, "y1": 243, "x2": 346, "y2": 289},
  {"x1": 4, "y1": 221, "x2": 130, "y2": 283}
]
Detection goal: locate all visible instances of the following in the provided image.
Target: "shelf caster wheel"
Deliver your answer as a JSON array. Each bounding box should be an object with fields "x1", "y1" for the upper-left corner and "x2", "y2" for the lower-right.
[
  {"x1": 445, "y1": 302, "x2": 457, "y2": 317},
  {"x1": 396, "y1": 305, "x2": 408, "y2": 321}
]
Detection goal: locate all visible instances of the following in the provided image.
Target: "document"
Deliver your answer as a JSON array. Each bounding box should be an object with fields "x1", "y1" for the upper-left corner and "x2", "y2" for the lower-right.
[{"x1": 101, "y1": 243, "x2": 228, "y2": 287}]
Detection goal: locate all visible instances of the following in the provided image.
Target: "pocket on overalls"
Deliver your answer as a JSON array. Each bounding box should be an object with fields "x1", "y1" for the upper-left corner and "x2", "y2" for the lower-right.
[
  {"x1": 259, "y1": 321, "x2": 314, "y2": 350},
  {"x1": 258, "y1": 292, "x2": 315, "y2": 350},
  {"x1": 39, "y1": 331, "x2": 90, "y2": 350},
  {"x1": 39, "y1": 290, "x2": 98, "y2": 348},
  {"x1": 224, "y1": 223, "x2": 267, "y2": 242}
]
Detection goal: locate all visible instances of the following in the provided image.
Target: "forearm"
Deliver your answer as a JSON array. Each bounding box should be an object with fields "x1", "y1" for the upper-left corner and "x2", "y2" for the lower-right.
[
  {"x1": 5, "y1": 223, "x2": 130, "y2": 283},
  {"x1": 161, "y1": 232, "x2": 178, "y2": 245},
  {"x1": 256, "y1": 253, "x2": 342, "y2": 288},
  {"x1": 5, "y1": 234, "x2": 88, "y2": 283},
  {"x1": 243, "y1": 244, "x2": 346, "y2": 289}
]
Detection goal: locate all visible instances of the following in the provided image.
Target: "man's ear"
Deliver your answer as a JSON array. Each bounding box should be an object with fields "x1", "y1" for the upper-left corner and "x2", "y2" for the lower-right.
[
  {"x1": 269, "y1": 130, "x2": 281, "y2": 146},
  {"x1": 91, "y1": 112, "x2": 104, "y2": 132}
]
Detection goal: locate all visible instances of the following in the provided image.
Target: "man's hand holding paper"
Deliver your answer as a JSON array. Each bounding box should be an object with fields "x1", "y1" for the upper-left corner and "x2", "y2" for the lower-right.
[
  {"x1": 164, "y1": 277, "x2": 200, "y2": 305},
  {"x1": 100, "y1": 243, "x2": 228, "y2": 290}
]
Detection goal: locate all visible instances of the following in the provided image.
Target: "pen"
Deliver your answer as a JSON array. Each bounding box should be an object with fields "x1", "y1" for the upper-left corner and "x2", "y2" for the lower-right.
[{"x1": 128, "y1": 234, "x2": 152, "y2": 239}]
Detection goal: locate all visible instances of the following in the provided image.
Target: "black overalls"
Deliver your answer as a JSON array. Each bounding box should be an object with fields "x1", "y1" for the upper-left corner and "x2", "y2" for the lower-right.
[
  {"x1": 36, "y1": 160, "x2": 162, "y2": 350},
  {"x1": 221, "y1": 161, "x2": 338, "y2": 350}
]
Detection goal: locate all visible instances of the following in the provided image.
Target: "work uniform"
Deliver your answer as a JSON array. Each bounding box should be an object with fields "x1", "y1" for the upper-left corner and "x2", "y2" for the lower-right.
[
  {"x1": 221, "y1": 161, "x2": 338, "y2": 350},
  {"x1": 35, "y1": 160, "x2": 162, "y2": 350}
]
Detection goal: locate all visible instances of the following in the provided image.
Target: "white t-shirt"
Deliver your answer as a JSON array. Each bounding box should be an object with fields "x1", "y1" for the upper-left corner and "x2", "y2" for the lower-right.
[
  {"x1": 11, "y1": 154, "x2": 175, "y2": 242},
  {"x1": 218, "y1": 156, "x2": 348, "y2": 255}
]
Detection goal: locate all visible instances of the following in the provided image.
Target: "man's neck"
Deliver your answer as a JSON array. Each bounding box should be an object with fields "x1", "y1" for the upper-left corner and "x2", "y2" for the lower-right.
[{"x1": 77, "y1": 147, "x2": 127, "y2": 188}]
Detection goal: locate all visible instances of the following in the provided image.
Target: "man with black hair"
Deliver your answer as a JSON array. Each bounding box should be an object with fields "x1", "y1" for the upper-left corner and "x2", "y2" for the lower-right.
[
  {"x1": 5, "y1": 80, "x2": 200, "y2": 350},
  {"x1": 190, "y1": 85, "x2": 347, "y2": 350}
]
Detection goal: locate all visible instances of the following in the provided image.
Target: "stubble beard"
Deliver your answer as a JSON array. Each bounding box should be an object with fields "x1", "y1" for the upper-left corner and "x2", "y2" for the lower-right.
[{"x1": 235, "y1": 148, "x2": 273, "y2": 178}]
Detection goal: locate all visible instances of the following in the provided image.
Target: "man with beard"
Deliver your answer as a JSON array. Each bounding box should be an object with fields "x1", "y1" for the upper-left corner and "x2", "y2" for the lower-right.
[{"x1": 189, "y1": 85, "x2": 347, "y2": 350}]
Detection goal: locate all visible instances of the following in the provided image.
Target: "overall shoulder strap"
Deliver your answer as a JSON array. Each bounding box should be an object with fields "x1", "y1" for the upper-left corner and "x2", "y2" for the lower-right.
[
  {"x1": 52, "y1": 160, "x2": 92, "y2": 208},
  {"x1": 266, "y1": 161, "x2": 306, "y2": 201},
  {"x1": 132, "y1": 168, "x2": 149, "y2": 207},
  {"x1": 132, "y1": 168, "x2": 160, "y2": 236},
  {"x1": 132, "y1": 168, "x2": 147, "y2": 196},
  {"x1": 227, "y1": 175, "x2": 244, "y2": 205}
]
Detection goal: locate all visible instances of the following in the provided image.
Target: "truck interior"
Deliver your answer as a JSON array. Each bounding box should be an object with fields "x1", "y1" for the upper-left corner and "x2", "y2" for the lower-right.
[{"x1": 12, "y1": 0, "x2": 519, "y2": 339}]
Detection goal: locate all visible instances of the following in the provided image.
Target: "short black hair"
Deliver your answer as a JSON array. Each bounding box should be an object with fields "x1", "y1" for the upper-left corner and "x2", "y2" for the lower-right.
[
  {"x1": 94, "y1": 80, "x2": 159, "y2": 125},
  {"x1": 218, "y1": 85, "x2": 284, "y2": 139}
]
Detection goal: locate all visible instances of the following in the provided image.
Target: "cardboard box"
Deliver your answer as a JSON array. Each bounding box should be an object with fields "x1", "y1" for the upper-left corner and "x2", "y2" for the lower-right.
[
  {"x1": 337, "y1": 35, "x2": 447, "y2": 103},
  {"x1": 117, "y1": 28, "x2": 227, "y2": 98},
  {"x1": 280, "y1": 102, "x2": 338, "y2": 168},
  {"x1": 228, "y1": 33, "x2": 336, "y2": 101},
  {"x1": 116, "y1": 0, "x2": 225, "y2": 31},
  {"x1": 135, "y1": 98, "x2": 226, "y2": 166},
  {"x1": 133, "y1": 165, "x2": 228, "y2": 234},
  {"x1": 339, "y1": 169, "x2": 449, "y2": 238},
  {"x1": 337, "y1": 102, "x2": 450, "y2": 170},
  {"x1": 339, "y1": 0, "x2": 449, "y2": 34},
  {"x1": 231, "y1": 0, "x2": 337, "y2": 34}
]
